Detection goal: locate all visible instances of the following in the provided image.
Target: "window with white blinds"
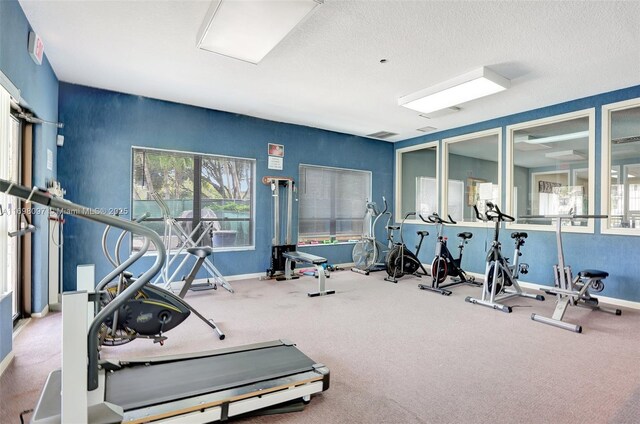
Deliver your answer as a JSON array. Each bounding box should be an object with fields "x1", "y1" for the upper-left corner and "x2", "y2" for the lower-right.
[{"x1": 298, "y1": 165, "x2": 371, "y2": 243}]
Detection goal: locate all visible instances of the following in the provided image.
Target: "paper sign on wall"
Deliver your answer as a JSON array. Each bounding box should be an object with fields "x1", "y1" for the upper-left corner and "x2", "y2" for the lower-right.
[
  {"x1": 47, "y1": 148, "x2": 53, "y2": 170},
  {"x1": 268, "y1": 156, "x2": 283, "y2": 170},
  {"x1": 268, "y1": 143, "x2": 284, "y2": 170}
]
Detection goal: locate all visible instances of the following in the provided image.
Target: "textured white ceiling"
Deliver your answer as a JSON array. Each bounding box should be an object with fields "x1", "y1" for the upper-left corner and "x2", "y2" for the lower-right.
[{"x1": 19, "y1": 0, "x2": 640, "y2": 142}]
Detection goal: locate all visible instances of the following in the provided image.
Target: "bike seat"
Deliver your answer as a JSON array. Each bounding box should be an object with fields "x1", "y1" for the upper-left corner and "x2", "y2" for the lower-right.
[
  {"x1": 457, "y1": 232, "x2": 473, "y2": 240},
  {"x1": 416, "y1": 230, "x2": 429, "y2": 237},
  {"x1": 579, "y1": 269, "x2": 608, "y2": 279},
  {"x1": 186, "y1": 246, "x2": 213, "y2": 258},
  {"x1": 387, "y1": 225, "x2": 400, "y2": 231},
  {"x1": 510, "y1": 232, "x2": 528, "y2": 239}
]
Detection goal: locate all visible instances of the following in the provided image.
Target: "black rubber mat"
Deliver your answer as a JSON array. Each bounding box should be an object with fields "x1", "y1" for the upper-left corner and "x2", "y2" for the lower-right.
[{"x1": 105, "y1": 344, "x2": 317, "y2": 411}]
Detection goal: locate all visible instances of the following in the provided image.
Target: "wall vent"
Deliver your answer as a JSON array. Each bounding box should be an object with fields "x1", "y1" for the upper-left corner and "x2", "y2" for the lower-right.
[{"x1": 366, "y1": 131, "x2": 398, "y2": 139}]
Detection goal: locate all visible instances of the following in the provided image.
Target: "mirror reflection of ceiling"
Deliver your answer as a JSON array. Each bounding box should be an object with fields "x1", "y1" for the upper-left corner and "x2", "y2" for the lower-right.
[
  {"x1": 448, "y1": 135, "x2": 498, "y2": 163},
  {"x1": 611, "y1": 106, "x2": 640, "y2": 161},
  {"x1": 513, "y1": 117, "x2": 589, "y2": 168}
]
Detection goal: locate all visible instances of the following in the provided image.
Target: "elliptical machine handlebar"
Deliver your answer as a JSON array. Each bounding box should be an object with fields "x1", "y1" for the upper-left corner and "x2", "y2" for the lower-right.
[
  {"x1": 0, "y1": 178, "x2": 166, "y2": 392},
  {"x1": 102, "y1": 212, "x2": 150, "y2": 269}
]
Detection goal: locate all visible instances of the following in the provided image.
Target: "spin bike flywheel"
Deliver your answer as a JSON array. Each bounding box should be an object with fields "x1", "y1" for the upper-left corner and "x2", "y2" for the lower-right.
[
  {"x1": 486, "y1": 263, "x2": 505, "y2": 295},
  {"x1": 431, "y1": 257, "x2": 448, "y2": 284}
]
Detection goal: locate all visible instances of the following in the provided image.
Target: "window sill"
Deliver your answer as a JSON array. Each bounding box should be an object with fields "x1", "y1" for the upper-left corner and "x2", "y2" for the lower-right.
[
  {"x1": 297, "y1": 241, "x2": 357, "y2": 247},
  {"x1": 136, "y1": 245, "x2": 256, "y2": 257}
]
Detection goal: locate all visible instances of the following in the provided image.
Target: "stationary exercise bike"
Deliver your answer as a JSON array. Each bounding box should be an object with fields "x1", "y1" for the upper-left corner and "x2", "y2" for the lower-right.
[
  {"x1": 384, "y1": 212, "x2": 429, "y2": 283},
  {"x1": 465, "y1": 202, "x2": 545, "y2": 312},
  {"x1": 98, "y1": 216, "x2": 225, "y2": 346},
  {"x1": 418, "y1": 212, "x2": 479, "y2": 295},
  {"x1": 352, "y1": 197, "x2": 396, "y2": 275}
]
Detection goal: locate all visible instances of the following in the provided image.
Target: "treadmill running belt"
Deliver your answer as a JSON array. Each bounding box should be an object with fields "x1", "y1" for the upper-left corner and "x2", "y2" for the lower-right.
[{"x1": 105, "y1": 344, "x2": 317, "y2": 411}]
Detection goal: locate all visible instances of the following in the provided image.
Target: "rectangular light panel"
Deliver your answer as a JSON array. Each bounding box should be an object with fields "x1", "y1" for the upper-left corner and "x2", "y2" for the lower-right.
[
  {"x1": 197, "y1": 0, "x2": 322, "y2": 64},
  {"x1": 399, "y1": 67, "x2": 510, "y2": 114}
]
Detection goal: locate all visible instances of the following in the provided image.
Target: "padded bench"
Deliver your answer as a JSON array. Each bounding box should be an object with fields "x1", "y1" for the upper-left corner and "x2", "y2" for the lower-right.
[{"x1": 280, "y1": 251, "x2": 336, "y2": 297}]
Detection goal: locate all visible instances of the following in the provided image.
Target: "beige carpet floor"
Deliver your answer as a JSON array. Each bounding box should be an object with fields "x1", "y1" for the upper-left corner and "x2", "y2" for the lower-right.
[{"x1": 1, "y1": 269, "x2": 639, "y2": 423}]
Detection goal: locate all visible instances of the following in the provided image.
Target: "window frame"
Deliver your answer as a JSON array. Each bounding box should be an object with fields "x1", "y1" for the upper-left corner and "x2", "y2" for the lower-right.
[
  {"x1": 394, "y1": 140, "x2": 439, "y2": 224},
  {"x1": 297, "y1": 163, "x2": 372, "y2": 245},
  {"x1": 442, "y1": 128, "x2": 502, "y2": 227},
  {"x1": 601, "y1": 97, "x2": 640, "y2": 235},
  {"x1": 506, "y1": 108, "x2": 596, "y2": 233},
  {"x1": 130, "y1": 145, "x2": 256, "y2": 253}
]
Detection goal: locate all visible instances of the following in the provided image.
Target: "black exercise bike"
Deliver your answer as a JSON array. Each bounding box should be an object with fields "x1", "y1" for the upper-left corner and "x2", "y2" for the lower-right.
[
  {"x1": 384, "y1": 212, "x2": 429, "y2": 283},
  {"x1": 418, "y1": 212, "x2": 479, "y2": 295}
]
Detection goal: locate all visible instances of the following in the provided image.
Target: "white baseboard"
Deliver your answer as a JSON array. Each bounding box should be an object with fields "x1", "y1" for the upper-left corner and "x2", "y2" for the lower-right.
[
  {"x1": 0, "y1": 351, "x2": 14, "y2": 377},
  {"x1": 226, "y1": 272, "x2": 265, "y2": 281},
  {"x1": 12, "y1": 318, "x2": 31, "y2": 339},
  {"x1": 31, "y1": 305, "x2": 50, "y2": 318}
]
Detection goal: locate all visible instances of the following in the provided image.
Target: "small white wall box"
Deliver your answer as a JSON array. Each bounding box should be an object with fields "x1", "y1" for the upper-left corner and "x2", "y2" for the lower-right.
[
  {"x1": 28, "y1": 31, "x2": 44, "y2": 65},
  {"x1": 57, "y1": 135, "x2": 64, "y2": 147}
]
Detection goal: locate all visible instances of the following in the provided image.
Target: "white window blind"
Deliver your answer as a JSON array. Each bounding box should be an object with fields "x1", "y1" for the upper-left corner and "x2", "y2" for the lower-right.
[{"x1": 299, "y1": 165, "x2": 371, "y2": 242}]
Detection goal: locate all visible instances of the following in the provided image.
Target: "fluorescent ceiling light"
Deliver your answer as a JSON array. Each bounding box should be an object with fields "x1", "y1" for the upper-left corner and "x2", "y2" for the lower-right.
[
  {"x1": 516, "y1": 130, "x2": 589, "y2": 144},
  {"x1": 398, "y1": 67, "x2": 510, "y2": 114},
  {"x1": 197, "y1": 0, "x2": 322, "y2": 64},
  {"x1": 544, "y1": 150, "x2": 586, "y2": 161}
]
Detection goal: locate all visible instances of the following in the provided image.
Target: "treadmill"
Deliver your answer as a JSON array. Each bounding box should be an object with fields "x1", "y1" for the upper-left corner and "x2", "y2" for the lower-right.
[
  {"x1": 0, "y1": 180, "x2": 329, "y2": 423},
  {"x1": 32, "y1": 340, "x2": 330, "y2": 423}
]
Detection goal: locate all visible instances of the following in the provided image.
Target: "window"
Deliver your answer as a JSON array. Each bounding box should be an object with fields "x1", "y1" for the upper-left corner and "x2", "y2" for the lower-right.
[
  {"x1": 395, "y1": 142, "x2": 438, "y2": 222},
  {"x1": 602, "y1": 99, "x2": 640, "y2": 234},
  {"x1": 443, "y1": 129, "x2": 501, "y2": 224},
  {"x1": 507, "y1": 109, "x2": 595, "y2": 231},
  {"x1": 298, "y1": 164, "x2": 371, "y2": 243},
  {"x1": 132, "y1": 147, "x2": 255, "y2": 252}
]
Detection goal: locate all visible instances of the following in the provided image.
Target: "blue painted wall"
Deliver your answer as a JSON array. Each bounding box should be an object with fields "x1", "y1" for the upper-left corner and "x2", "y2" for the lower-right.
[
  {"x1": 395, "y1": 84, "x2": 640, "y2": 302},
  {"x1": 57, "y1": 83, "x2": 394, "y2": 290},
  {"x1": 0, "y1": 0, "x2": 59, "y2": 367}
]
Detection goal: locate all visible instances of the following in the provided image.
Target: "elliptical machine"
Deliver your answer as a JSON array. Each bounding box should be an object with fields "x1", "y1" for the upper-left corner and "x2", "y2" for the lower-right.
[
  {"x1": 465, "y1": 202, "x2": 545, "y2": 312},
  {"x1": 351, "y1": 197, "x2": 395, "y2": 275},
  {"x1": 418, "y1": 212, "x2": 479, "y2": 295},
  {"x1": 98, "y1": 215, "x2": 225, "y2": 346},
  {"x1": 384, "y1": 212, "x2": 429, "y2": 283}
]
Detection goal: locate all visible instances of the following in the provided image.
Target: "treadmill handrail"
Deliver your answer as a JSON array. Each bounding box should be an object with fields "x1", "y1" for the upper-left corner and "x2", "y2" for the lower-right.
[{"x1": 0, "y1": 179, "x2": 166, "y2": 392}]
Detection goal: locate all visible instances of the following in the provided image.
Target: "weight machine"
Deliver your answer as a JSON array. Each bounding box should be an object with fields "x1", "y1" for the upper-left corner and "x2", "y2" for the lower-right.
[{"x1": 262, "y1": 176, "x2": 334, "y2": 297}]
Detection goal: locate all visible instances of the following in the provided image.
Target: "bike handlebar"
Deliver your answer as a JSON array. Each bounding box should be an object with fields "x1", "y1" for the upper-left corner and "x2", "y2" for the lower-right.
[
  {"x1": 419, "y1": 212, "x2": 456, "y2": 225},
  {"x1": 474, "y1": 202, "x2": 514, "y2": 222}
]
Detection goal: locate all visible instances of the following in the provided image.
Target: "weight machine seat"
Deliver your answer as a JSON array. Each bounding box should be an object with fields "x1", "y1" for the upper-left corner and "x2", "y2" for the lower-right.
[
  {"x1": 457, "y1": 232, "x2": 473, "y2": 240},
  {"x1": 579, "y1": 269, "x2": 609, "y2": 279},
  {"x1": 186, "y1": 246, "x2": 213, "y2": 258},
  {"x1": 283, "y1": 251, "x2": 327, "y2": 265},
  {"x1": 510, "y1": 232, "x2": 528, "y2": 239},
  {"x1": 387, "y1": 225, "x2": 400, "y2": 231},
  {"x1": 417, "y1": 230, "x2": 429, "y2": 237}
]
